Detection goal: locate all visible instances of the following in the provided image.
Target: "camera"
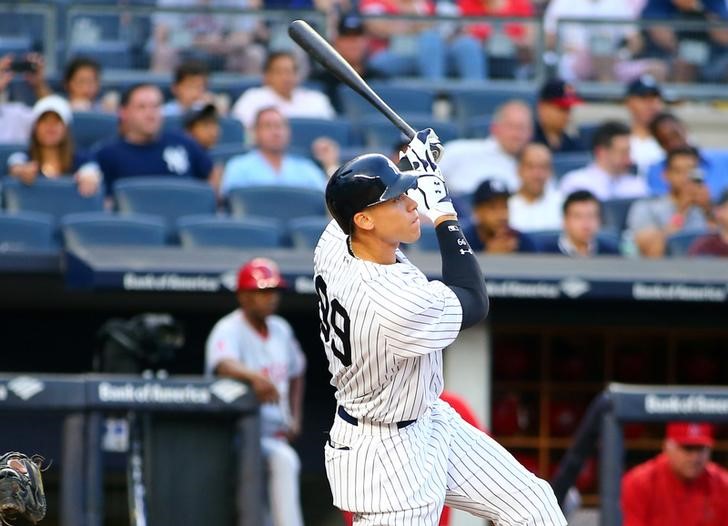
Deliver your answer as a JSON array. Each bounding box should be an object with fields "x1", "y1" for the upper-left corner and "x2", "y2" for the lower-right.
[{"x1": 9, "y1": 59, "x2": 37, "y2": 73}]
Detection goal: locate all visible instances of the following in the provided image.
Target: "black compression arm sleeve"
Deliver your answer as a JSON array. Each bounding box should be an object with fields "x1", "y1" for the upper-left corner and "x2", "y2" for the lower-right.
[{"x1": 435, "y1": 220, "x2": 489, "y2": 329}]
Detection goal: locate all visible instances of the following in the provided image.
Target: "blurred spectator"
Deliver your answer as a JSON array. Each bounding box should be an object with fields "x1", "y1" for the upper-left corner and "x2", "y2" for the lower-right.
[
  {"x1": 639, "y1": 0, "x2": 728, "y2": 83},
  {"x1": 7, "y1": 95, "x2": 101, "y2": 197},
  {"x1": 509, "y1": 143, "x2": 562, "y2": 232},
  {"x1": 621, "y1": 422, "x2": 728, "y2": 526},
  {"x1": 440, "y1": 100, "x2": 533, "y2": 194},
  {"x1": 628, "y1": 146, "x2": 711, "y2": 258},
  {"x1": 458, "y1": 0, "x2": 536, "y2": 79},
  {"x1": 544, "y1": 0, "x2": 652, "y2": 82},
  {"x1": 94, "y1": 84, "x2": 213, "y2": 193},
  {"x1": 151, "y1": 0, "x2": 266, "y2": 74},
  {"x1": 533, "y1": 79, "x2": 585, "y2": 153},
  {"x1": 540, "y1": 190, "x2": 620, "y2": 256},
  {"x1": 221, "y1": 107, "x2": 326, "y2": 196},
  {"x1": 646, "y1": 112, "x2": 728, "y2": 201},
  {"x1": 163, "y1": 60, "x2": 213, "y2": 117},
  {"x1": 63, "y1": 56, "x2": 117, "y2": 113},
  {"x1": 183, "y1": 102, "x2": 223, "y2": 192},
  {"x1": 624, "y1": 75, "x2": 665, "y2": 177},
  {"x1": 464, "y1": 179, "x2": 537, "y2": 253},
  {"x1": 205, "y1": 258, "x2": 306, "y2": 526},
  {"x1": 312, "y1": 12, "x2": 388, "y2": 113},
  {"x1": 0, "y1": 53, "x2": 51, "y2": 144},
  {"x1": 311, "y1": 137, "x2": 341, "y2": 177},
  {"x1": 560, "y1": 121, "x2": 648, "y2": 200},
  {"x1": 231, "y1": 51, "x2": 335, "y2": 130},
  {"x1": 360, "y1": 0, "x2": 486, "y2": 80},
  {"x1": 688, "y1": 189, "x2": 728, "y2": 256}
]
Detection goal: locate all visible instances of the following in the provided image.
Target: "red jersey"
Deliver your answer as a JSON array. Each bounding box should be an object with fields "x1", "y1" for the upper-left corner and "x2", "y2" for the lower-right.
[
  {"x1": 457, "y1": 0, "x2": 534, "y2": 41},
  {"x1": 621, "y1": 453, "x2": 728, "y2": 526}
]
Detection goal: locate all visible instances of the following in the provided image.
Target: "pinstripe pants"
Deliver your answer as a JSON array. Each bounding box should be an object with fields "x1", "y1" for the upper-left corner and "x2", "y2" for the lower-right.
[{"x1": 325, "y1": 399, "x2": 566, "y2": 526}]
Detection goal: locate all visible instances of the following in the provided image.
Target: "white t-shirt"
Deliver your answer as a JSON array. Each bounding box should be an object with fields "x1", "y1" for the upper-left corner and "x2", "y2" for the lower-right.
[
  {"x1": 231, "y1": 86, "x2": 336, "y2": 129},
  {"x1": 439, "y1": 136, "x2": 520, "y2": 195},
  {"x1": 509, "y1": 186, "x2": 564, "y2": 232},
  {"x1": 205, "y1": 309, "x2": 306, "y2": 436},
  {"x1": 560, "y1": 162, "x2": 649, "y2": 201},
  {"x1": 0, "y1": 103, "x2": 32, "y2": 144},
  {"x1": 630, "y1": 134, "x2": 663, "y2": 178},
  {"x1": 313, "y1": 220, "x2": 463, "y2": 424}
]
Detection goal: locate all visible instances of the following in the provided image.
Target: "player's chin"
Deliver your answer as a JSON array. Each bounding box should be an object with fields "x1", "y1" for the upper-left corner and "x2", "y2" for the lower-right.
[{"x1": 402, "y1": 217, "x2": 421, "y2": 243}]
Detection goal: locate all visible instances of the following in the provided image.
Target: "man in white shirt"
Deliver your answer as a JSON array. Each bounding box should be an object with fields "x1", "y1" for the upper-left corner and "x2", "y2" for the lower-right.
[
  {"x1": 439, "y1": 100, "x2": 532, "y2": 195},
  {"x1": 624, "y1": 75, "x2": 664, "y2": 177},
  {"x1": 560, "y1": 120, "x2": 648, "y2": 201},
  {"x1": 232, "y1": 51, "x2": 335, "y2": 131},
  {"x1": 509, "y1": 143, "x2": 563, "y2": 232}
]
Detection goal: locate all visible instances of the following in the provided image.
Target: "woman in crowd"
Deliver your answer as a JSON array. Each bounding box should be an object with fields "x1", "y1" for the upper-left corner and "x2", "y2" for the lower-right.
[{"x1": 8, "y1": 95, "x2": 102, "y2": 196}]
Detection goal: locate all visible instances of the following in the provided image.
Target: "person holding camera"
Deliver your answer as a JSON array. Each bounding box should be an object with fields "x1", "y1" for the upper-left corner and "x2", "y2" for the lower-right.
[
  {"x1": 0, "y1": 53, "x2": 51, "y2": 144},
  {"x1": 627, "y1": 146, "x2": 712, "y2": 258}
]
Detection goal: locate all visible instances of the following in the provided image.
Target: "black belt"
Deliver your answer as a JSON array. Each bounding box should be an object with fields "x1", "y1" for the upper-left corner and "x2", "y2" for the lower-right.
[{"x1": 337, "y1": 406, "x2": 416, "y2": 429}]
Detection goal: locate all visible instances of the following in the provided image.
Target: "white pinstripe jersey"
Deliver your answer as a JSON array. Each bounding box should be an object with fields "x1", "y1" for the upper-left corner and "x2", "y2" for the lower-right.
[{"x1": 313, "y1": 220, "x2": 463, "y2": 423}]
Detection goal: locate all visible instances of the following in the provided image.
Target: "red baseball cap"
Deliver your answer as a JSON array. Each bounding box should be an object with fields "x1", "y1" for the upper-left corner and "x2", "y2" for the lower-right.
[
  {"x1": 666, "y1": 422, "x2": 714, "y2": 447},
  {"x1": 236, "y1": 258, "x2": 287, "y2": 291},
  {"x1": 539, "y1": 79, "x2": 583, "y2": 109}
]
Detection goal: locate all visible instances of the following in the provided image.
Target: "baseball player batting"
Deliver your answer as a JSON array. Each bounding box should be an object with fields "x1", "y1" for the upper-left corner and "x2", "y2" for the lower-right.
[{"x1": 313, "y1": 130, "x2": 566, "y2": 525}]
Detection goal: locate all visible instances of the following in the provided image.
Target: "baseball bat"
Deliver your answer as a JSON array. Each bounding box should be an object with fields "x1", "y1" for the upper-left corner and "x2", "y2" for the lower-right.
[{"x1": 288, "y1": 19, "x2": 416, "y2": 141}]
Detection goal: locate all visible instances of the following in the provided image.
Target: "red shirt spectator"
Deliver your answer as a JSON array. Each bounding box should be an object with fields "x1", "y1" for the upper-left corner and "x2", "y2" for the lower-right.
[
  {"x1": 688, "y1": 189, "x2": 728, "y2": 257},
  {"x1": 458, "y1": 0, "x2": 534, "y2": 42},
  {"x1": 360, "y1": 0, "x2": 435, "y2": 53},
  {"x1": 621, "y1": 422, "x2": 728, "y2": 526}
]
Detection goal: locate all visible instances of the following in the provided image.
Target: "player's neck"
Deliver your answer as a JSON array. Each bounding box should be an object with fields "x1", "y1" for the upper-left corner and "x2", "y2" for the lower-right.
[
  {"x1": 243, "y1": 311, "x2": 269, "y2": 337},
  {"x1": 349, "y1": 235, "x2": 397, "y2": 264}
]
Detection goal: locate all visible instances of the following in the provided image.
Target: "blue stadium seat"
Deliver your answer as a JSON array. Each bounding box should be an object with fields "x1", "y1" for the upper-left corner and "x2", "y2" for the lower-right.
[
  {"x1": 1, "y1": 177, "x2": 104, "y2": 221},
  {"x1": 288, "y1": 118, "x2": 356, "y2": 152},
  {"x1": 338, "y1": 84, "x2": 435, "y2": 119},
  {"x1": 114, "y1": 177, "x2": 217, "y2": 232},
  {"x1": 288, "y1": 216, "x2": 330, "y2": 249},
  {"x1": 61, "y1": 212, "x2": 167, "y2": 249},
  {"x1": 578, "y1": 123, "x2": 600, "y2": 149},
  {"x1": 667, "y1": 229, "x2": 710, "y2": 256},
  {"x1": 527, "y1": 230, "x2": 561, "y2": 252},
  {"x1": 601, "y1": 198, "x2": 638, "y2": 235},
  {"x1": 163, "y1": 116, "x2": 244, "y2": 147},
  {"x1": 448, "y1": 87, "x2": 537, "y2": 129},
  {"x1": 70, "y1": 112, "x2": 119, "y2": 150},
  {"x1": 0, "y1": 211, "x2": 56, "y2": 251},
  {"x1": 0, "y1": 144, "x2": 25, "y2": 176},
  {"x1": 227, "y1": 186, "x2": 326, "y2": 222},
  {"x1": 209, "y1": 144, "x2": 249, "y2": 164},
  {"x1": 463, "y1": 115, "x2": 493, "y2": 139},
  {"x1": 0, "y1": 36, "x2": 31, "y2": 56},
  {"x1": 359, "y1": 115, "x2": 459, "y2": 149},
  {"x1": 68, "y1": 40, "x2": 131, "y2": 69},
  {"x1": 552, "y1": 152, "x2": 592, "y2": 180},
  {"x1": 177, "y1": 215, "x2": 284, "y2": 249}
]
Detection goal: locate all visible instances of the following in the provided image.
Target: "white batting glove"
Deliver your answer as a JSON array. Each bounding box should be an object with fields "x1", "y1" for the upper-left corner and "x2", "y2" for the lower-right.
[
  {"x1": 408, "y1": 172, "x2": 457, "y2": 223},
  {"x1": 400, "y1": 128, "x2": 444, "y2": 175}
]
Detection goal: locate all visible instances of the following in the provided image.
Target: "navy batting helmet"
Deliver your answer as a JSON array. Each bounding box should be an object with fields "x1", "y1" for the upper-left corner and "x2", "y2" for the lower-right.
[{"x1": 326, "y1": 153, "x2": 418, "y2": 234}]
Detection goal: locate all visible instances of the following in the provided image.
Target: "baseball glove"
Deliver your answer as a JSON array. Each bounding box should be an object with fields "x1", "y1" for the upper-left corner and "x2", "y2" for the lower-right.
[{"x1": 0, "y1": 453, "x2": 46, "y2": 525}]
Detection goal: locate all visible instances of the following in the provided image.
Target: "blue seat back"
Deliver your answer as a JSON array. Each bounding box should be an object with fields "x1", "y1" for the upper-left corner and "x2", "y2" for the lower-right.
[
  {"x1": 552, "y1": 152, "x2": 593, "y2": 180},
  {"x1": 288, "y1": 118, "x2": 355, "y2": 152},
  {"x1": 0, "y1": 144, "x2": 25, "y2": 176},
  {"x1": 448, "y1": 88, "x2": 537, "y2": 125},
  {"x1": 177, "y1": 215, "x2": 283, "y2": 249},
  {"x1": 667, "y1": 229, "x2": 710, "y2": 256},
  {"x1": 0, "y1": 211, "x2": 56, "y2": 251},
  {"x1": 288, "y1": 216, "x2": 330, "y2": 249},
  {"x1": 114, "y1": 177, "x2": 217, "y2": 227},
  {"x1": 61, "y1": 212, "x2": 167, "y2": 249},
  {"x1": 338, "y1": 84, "x2": 434, "y2": 119},
  {"x1": 601, "y1": 198, "x2": 638, "y2": 235},
  {"x1": 2, "y1": 177, "x2": 104, "y2": 221},
  {"x1": 227, "y1": 186, "x2": 326, "y2": 222},
  {"x1": 360, "y1": 115, "x2": 458, "y2": 149},
  {"x1": 70, "y1": 112, "x2": 119, "y2": 150}
]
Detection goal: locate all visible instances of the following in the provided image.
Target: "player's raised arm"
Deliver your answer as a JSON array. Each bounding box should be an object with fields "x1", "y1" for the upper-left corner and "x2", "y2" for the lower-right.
[{"x1": 402, "y1": 129, "x2": 489, "y2": 329}]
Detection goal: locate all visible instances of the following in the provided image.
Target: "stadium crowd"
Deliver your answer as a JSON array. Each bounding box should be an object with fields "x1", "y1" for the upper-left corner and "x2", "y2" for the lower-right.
[{"x1": 1, "y1": 0, "x2": 728, "y2": 259}]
